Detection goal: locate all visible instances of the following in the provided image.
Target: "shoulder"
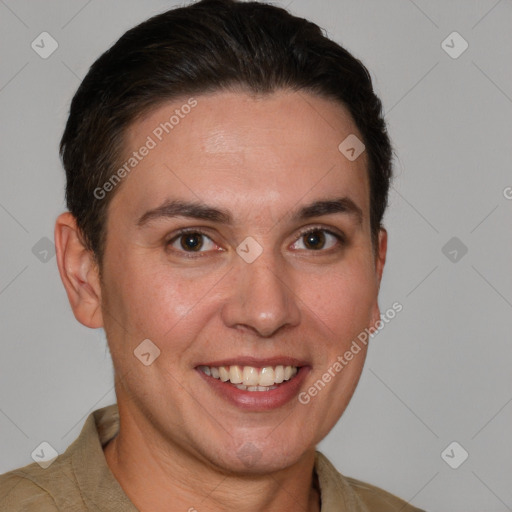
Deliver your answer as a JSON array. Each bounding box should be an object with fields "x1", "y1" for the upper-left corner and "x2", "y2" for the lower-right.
[
  {"x1": 344, "y1": 476, "x2": 426, "y2": 512},
  {"x1": 0, "y1": 404, "x2": 123, "y2": 512},
  {"x1": 314, "y1": 451, "x2": 426, "y2": 512},
  {"x1": 0, "y1": 467, "x2": 59, "y2": 511},
  {"x1": 0, "y1": 435, "x2": 82, "y2": 512}
]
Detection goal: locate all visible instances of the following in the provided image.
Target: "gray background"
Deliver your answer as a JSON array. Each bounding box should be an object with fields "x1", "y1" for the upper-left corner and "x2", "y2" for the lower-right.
[{"x1": 1, "y1": 1, "x2": 511, "y2": 510}]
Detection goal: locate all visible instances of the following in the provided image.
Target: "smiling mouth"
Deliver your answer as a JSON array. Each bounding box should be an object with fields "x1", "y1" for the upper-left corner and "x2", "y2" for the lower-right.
[{"x1": 198, "y1": 364, "x2": 299, "y2": 391}]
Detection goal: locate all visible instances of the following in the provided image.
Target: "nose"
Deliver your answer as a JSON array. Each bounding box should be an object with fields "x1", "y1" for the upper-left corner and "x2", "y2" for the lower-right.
[{"x1": 220, "y1": 251, "x2": 301, "y2": 338}]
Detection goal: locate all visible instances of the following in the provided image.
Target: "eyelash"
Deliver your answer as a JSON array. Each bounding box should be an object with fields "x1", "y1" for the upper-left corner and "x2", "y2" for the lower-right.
[{"x1": 165, "y1": 226, "x2": 346, "y2": 258}]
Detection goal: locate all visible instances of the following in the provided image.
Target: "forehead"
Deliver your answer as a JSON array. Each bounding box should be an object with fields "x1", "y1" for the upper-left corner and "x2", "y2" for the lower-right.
[{"x1": 109, "y1": 90, "x2": 370, "y2": 224}]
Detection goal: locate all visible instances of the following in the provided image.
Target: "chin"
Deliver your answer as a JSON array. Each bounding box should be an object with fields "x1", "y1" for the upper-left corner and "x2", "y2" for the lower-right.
[{"x1": 204, "y1": 436, "x2": 313, "y2": 476}]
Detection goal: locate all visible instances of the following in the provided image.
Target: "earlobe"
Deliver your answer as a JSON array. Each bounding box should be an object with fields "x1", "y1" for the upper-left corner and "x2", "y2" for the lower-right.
[{"x1": 54, "y1": 212, "x2": 104, "y2": 328}]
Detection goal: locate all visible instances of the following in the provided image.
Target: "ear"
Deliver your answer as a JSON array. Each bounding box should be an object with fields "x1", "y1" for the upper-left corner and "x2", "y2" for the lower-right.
[
  {"x1": 375, "y1": 228, "x2": 387, "y2": 287},
  {"x1": 370, "y1": 228, "x2": 388, "y2": 326},
  {"x1": 54, "y1": 212, "x2": 104, "y2": 328}
]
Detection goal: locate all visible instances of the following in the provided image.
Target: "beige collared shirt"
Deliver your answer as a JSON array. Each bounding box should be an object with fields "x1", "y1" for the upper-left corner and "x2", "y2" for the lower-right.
[{"x1": 0, "y1": 404, "x2": 425, "y2": 511}]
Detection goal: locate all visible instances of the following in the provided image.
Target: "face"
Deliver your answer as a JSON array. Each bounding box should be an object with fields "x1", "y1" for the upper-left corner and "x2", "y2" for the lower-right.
[{"x1": 97, "y1": 90, "x2": 386, "y2": 474}]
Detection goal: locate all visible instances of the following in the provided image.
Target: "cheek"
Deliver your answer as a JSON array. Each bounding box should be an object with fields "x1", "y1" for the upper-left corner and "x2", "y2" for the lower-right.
[
  {"x1": 105, "y1": 253, "x2": 223, "y2": 344},
  {"x1": 301, "y1": 262, "x2": 378, "y2": 341}
]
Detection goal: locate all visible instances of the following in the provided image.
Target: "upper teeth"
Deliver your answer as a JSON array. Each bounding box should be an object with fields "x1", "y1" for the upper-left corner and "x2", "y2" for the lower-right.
[{"x1": 199, "y1": 364, "x2": 298, "y2": 387}]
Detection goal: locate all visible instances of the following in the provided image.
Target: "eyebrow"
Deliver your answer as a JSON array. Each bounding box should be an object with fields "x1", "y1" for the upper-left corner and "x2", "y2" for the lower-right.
[{"x1": 136, "y1": 196, "x2": 363, "y2": 227}]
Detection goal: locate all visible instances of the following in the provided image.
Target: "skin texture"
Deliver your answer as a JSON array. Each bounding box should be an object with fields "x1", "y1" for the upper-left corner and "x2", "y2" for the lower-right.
[{"x1": 55, "y1": 90, "x2": 387, "y2": 512}]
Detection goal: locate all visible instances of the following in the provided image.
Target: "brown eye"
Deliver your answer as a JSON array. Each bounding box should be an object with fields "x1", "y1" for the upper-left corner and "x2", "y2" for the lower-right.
[
  {"x1": 180, "y1": 233, "x2": 204, "y2": 251},
  {"x1": 167, "y1": 230, "x2": 219, "y2": 255},
  {"x1": 291, "y1": 228, "x2": 344, "y2": 252},
  {"x1": 303, "y1": 230, "x2": 326, "y2": 250}
]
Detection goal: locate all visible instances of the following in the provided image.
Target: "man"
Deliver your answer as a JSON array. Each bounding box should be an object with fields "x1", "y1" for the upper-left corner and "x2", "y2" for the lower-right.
[{"x1": 0, "y1": 1, "x2": 425, "y2": 510}]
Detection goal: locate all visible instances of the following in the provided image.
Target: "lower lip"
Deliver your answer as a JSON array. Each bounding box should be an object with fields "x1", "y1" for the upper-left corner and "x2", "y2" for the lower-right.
[{"x1": 197, "y1": 367, "x2": 310, "y2": 411}]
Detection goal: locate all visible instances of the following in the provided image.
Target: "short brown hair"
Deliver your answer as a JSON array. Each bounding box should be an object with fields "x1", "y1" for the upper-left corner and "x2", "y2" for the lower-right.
[{"x1": 60, "y1": 0, "x2": 392, "y2": 266}]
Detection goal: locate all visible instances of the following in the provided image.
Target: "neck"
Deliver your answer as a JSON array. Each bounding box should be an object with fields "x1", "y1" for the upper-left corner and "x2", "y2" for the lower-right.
[{"x1": 103, "y1": 410, "x2": 321, "y2": 512}]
